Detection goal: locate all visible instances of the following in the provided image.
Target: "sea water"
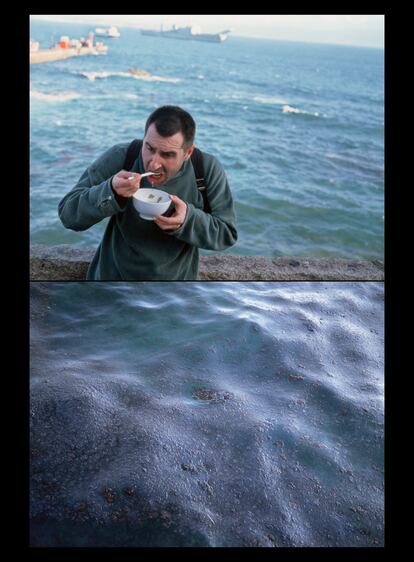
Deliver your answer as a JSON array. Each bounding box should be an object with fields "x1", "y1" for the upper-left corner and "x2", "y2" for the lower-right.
[
  {"x1": 30, "y1": 282, "x2": 384, "y2": 547},
  {"x1": 29, "y1": 19, "x2": 384, "y2": 260}
]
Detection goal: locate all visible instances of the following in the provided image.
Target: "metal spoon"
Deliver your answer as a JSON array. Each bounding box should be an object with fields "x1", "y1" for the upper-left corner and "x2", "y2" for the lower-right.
[{"x1": 128, "y1": 171, "x2": 161, "y2": 180}]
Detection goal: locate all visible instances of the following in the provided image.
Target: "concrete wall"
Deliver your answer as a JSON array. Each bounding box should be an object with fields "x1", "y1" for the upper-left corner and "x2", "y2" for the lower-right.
[{"x1": 30, "y1": 245, "x2": 384, "y2": 281}]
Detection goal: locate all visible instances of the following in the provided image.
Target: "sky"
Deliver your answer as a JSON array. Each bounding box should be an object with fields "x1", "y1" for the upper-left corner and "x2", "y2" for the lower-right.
[{"x1": 30, "y1": 14, "x2": 384, "y2": 48}]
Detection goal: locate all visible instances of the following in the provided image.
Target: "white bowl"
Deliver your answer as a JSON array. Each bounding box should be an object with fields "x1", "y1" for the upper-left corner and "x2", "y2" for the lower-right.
[{"x1": 132, "y1": 188, "x2": 171, "y2": 220}]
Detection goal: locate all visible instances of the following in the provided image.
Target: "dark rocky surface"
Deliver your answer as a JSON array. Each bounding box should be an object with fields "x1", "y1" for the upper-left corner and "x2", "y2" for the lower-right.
[
  {"x1": 30, "y1": 244, "x2": 384, "y2": 281},
  {"x1": 30, "y1": 282, "x2": 384, "y2": 547}
]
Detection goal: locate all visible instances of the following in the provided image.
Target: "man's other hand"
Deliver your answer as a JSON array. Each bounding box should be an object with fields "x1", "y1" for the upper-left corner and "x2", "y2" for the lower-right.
[{"x1": 154, "y1": 195, "x2": 187, "y2": 231}]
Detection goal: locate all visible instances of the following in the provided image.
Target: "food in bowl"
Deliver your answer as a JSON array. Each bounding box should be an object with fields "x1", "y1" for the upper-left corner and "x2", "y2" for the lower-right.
[{"x1": 132, "y1": 188, "x2": 171, "y2": 220}]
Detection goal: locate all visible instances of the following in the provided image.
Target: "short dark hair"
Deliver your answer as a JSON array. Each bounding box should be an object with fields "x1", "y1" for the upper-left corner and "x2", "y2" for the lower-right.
[{"x1": 145, "y1": 106, "x2": 196, "y2": 148}]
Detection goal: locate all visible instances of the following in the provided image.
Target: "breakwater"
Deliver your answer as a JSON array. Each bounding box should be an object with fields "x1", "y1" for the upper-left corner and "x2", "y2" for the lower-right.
[
  {"x1": 30, "y1": 46, "x2": 107, "y2": 64},
  {"x1": 30, "y1": 245, "x2": 384, "y2": 281}
]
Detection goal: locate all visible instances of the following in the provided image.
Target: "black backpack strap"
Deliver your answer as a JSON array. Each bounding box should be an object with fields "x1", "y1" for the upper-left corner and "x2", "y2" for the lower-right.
[
  {"x1": 191, "y1": 147, "x2": 211, "y2": 214},
  {"x1": 123, "y1": 139, "x2": 143, "y2": 171}
]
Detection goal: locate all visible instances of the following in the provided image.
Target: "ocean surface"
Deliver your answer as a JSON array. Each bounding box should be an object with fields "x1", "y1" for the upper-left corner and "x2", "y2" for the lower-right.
[
  {"x1": 29, "y1": 20, "x2": 384, "y2": 260},
  {"x1": 30, "y1": 281, "x2": 384, "y2": 547}
]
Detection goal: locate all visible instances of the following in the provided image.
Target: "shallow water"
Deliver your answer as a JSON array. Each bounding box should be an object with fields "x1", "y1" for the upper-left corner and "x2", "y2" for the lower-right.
[
  {"x1": 30, "y1": 19, "x2": 384, "y2": 260},
  {"x1": 30, "y1": 281, "x2": 384, "y2": 546}
]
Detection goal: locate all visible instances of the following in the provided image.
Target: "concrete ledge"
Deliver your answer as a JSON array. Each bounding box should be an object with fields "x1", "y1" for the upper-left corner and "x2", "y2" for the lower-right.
[
  {"x1": 30, "y1": 245, "x2": 384, "y2": 281},
  {"x1": 30, "y1": 46, "x2": 107, "y2": 64},
  {"x1": 198, "y1": 254, "x2": 384, "y2": 281}
]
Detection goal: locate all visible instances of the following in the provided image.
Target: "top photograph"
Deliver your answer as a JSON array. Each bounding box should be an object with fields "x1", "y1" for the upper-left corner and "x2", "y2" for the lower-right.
[{"x1": 29, "y1": 15, "x2": 385, "y2": 281}]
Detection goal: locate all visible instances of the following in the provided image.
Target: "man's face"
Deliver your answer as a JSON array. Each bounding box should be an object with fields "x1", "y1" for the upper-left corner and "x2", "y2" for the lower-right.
[{"x1": 142, "y1": 123, "x2": 194, "y2": 186}]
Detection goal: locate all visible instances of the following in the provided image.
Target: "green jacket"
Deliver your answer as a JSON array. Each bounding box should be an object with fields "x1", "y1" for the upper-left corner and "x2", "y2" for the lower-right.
[{"x1": 58, "y1": 143, "x2": 238, "y2": 280}]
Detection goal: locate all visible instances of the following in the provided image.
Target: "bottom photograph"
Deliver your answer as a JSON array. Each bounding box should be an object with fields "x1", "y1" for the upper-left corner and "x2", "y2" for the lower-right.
[{"x1": 30, "y1": 281, "x2": 384, "y2": 548}]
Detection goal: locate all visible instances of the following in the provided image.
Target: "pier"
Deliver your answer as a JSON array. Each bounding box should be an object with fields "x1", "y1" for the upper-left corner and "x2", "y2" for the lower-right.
[{"x1": 30, "y1": 45, "x2": 107, "y2": 64}]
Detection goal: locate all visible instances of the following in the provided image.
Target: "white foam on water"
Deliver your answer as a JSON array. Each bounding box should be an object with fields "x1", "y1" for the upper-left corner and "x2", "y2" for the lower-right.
[
  {"x1": 76, "y1": 92, "x2": 143, "y2": 101},
  {"x1": 216, "y1": 93, "x2": 246, "y2": 101},
  {"x1": 282, "y1": 104, "x2": 301, "y2": 113},
  {"x1": 30, "y1": 88, "x2": 140, "y2": 103},
  {"x1": 122, "y1": 93, "x2": 142, "y2": 100},
  {"x1": 79, "y1": 71, "x2": 113, "y2": 81},
  {"x1": 253, "y1": 95, "x2": 288, "y2": 105},
  {"x1": 126, "y1": 73, "x2": 181, "y2": 83},
  {"x1": 78, "y1": 70, "x2": 181, "y2": 83},
  {"x1": 282, "y1": 104, "x2": 320, "y2": 117},
  {"x1": 30, "y1": 90, "x2": 81, "y2": 102}
]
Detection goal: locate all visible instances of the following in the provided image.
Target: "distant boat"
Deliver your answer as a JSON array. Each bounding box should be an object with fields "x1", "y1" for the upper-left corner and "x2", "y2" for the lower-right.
[
  {"x1": 141, "y1": 24, "x2": 230, "y2": 43},
  {"x1": 128, "y1": 68, "x2": 152, "y2": 78},
  {"x1": 95, "y1": 26, "x2": 121, "y2": 38}
]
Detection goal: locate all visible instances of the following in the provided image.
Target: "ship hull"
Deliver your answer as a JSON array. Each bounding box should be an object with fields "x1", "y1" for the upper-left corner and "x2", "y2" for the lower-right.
[{"x1": 141, "y1": 30, "x2": 227, "y2": 43}]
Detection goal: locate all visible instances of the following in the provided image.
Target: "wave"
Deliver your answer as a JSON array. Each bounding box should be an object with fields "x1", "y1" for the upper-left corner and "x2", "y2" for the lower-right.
[
  {"x1": 30, "y1": 90, "x2": 145, "y2": 103},
  {"x1": 77, "y1": 70, "x2": 181, "y2": 83},
  {"x1": 242, "y1": 94, "x2": 321, "y2": 116},
  {"x1": 87, "y1": 92, "x2": 143, "y2": 101},
  {"x1": 219, "y1": 94, "x2": 288, "y2": 106},
  {"x1": 324, "y1": 152, "x2": 383, "y2": 177},
  {"x1": 282, "y1": 105, "x2": 320, "y2": 117},
  {"x1": 252, "y1": 95, "x2": 288, "y2": 105},
  {"x1": 78, "y1": 71, "x2": 112, "y2": 81},
  {"x1": 217, "y1": 94, "x2": 321, "y2": 118},
  {"x1": 30, "y1": 90, "x2": 81, "y2": 102},
  {"x1": 123, "y1": 93, "x2": 141, "y2": 100}
]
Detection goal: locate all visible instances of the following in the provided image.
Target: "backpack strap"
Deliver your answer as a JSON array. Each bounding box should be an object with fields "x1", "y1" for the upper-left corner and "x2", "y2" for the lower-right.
[
  {"x1": 190, "y1": 147, "x2": 211, "y2": 214},
  {"x1": 123, "y1": 139, "x2": 143, "y2": 171},
  {"x1": 123, "y1": 139, "x2": 210, "y2": 213}
]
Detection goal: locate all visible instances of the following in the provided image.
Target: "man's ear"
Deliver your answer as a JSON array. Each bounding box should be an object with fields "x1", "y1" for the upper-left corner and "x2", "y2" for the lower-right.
[{"x1": 184, "y1": 144, "x2": 195, "y2": 161}]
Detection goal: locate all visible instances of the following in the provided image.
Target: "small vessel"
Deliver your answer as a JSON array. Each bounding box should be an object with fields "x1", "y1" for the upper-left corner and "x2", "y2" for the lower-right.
[
  {"x1": 95, "y1": 26, "x2": 120, "y2": 38},
  {"x1": 141, "y1": 24, "x2": 230, "y2": 43},
  {"x1": 128, "y1": 68, "x2": 152, "y2": 78}
]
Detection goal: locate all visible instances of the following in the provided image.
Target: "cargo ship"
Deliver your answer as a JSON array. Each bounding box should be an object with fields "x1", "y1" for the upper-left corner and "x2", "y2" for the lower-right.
[{"x1": 141, "y1": 24, "x2": 230, "y2": 43}]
